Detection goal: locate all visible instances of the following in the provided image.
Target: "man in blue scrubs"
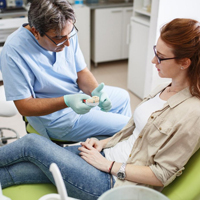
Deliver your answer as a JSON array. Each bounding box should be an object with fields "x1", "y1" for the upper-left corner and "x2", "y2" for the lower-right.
[{"x1": 0, "y1": 0, "x2": 131, "y2": 142}]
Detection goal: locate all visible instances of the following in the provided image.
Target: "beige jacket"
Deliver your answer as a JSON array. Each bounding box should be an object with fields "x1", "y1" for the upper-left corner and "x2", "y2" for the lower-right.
[{"x1": 104, "y1": 83, "x2": 200, "y2": 190}]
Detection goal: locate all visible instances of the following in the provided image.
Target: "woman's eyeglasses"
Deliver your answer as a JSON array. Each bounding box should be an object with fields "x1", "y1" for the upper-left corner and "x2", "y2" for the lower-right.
[{"x1": 153, "y1": 45, "x2": 179, "y2": 64}]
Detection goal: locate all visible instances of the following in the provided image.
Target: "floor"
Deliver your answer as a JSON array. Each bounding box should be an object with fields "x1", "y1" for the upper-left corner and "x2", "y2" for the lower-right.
[{"x1": 0, "y1": 60, "x2": 142, "y2": 144}]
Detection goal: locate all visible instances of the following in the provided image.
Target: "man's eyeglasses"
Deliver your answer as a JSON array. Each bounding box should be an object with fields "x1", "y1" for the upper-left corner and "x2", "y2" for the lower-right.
[
  {"x1": 44, "y1": 25, "x2": 78, "y2": 46},
  {"x1": 153, "y1": 45, "x2": 179, "y2": 64}
]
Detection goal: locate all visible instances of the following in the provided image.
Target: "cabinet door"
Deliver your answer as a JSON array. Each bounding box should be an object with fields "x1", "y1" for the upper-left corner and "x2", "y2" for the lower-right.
[
  {"x1": 91, "y1": 8, "x2": 123, "y2": 63},
  {"x1": 73, "y1": 6, "x2": 90, "y2": 70},
  {"x1": 121, "y1": 7, "x2": 133, "y2": 59},
  {"x1": 127, "y1": 20, "x2": 149, "y2": 99},
  {"x1": 0, "y1": 17, "x2": 28, "y2": 43}
]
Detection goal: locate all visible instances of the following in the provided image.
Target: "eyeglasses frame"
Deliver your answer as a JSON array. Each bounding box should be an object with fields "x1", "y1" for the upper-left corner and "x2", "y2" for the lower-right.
[
  {"x1": 153, "y1": 45, "x2": 179, "y2": 64},
  {"x1": 44, "y1": 25, "x2": 78, "y2": 46}
]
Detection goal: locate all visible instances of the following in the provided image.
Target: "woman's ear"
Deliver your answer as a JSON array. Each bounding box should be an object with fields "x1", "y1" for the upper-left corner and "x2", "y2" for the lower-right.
[
  {"x1": 31, "y1": 27, "x2": 40, "y2": 40},
  {"x1": 180, "y1": 58, "x2": 191, "y2": 69}
]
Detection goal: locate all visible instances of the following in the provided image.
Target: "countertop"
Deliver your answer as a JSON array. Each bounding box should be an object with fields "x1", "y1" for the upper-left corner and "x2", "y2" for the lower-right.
[
  {"x1": 0, "y1": 6, "x2": 28, "y2": 18},
  {"x1": 0, "y1": 1, "x2": 133, "y2": 18},
  {"x1": 85, "y1": 1, "x2": 133, "y2": 9}
]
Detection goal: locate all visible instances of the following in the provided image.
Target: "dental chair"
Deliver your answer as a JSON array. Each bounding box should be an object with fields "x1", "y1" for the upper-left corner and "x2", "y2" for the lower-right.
[
  {"x1": 2, "y1": 147, "x2": 200, "y2": 200},
  {"x1": 162, "y1": 147, "x2": 200, "y2": 200},
  {"x1": 23, "y1": 115, "x2": 108, "y2": 146},
  {"x1": 0, "y1": 85, "x2": 20, "y2": 146},
  {"x1": 23, "y1": 116, "x2": 77, "y2": 147}
]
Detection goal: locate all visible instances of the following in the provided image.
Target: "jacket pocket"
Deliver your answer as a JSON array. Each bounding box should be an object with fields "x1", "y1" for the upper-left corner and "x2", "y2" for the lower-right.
[{"x1": 147, "y1": 118, "x2": 172, "y2": 146}]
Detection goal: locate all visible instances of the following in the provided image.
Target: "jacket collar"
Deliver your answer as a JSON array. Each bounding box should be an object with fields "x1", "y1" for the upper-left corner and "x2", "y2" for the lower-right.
[{"x1": 148, "y1": 82, "x2": 193, "y2": 108}]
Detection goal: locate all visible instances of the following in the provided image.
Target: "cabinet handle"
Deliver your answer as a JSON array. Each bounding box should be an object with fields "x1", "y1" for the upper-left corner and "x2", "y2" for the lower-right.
[
  {"x1": 111, "y1": 10, "x2": 123, "y2": 13},
  {"x1": 126, "y1": 24, "x2": 131, "y2": 45}
]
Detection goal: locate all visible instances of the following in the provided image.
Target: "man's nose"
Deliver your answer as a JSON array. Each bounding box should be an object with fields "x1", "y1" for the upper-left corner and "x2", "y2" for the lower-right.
[{"x1": 64, "y1": 39, "x2": 70, "y2": 47}]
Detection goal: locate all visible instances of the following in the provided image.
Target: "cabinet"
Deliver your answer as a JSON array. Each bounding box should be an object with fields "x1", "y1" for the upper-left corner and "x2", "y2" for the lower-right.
[
  {"x1": 73, "y1": 5, "x2": 91, "y2": 70},
  {"x1": 127, "y1": 20, "x2": 149, "y2": 99},
  {"x1": 0, "y1": 8, "x2": 28, "y2": 44},
  {"x1": 91, "y1": 6, "x2": 133, "y2": 67},
  {"x1": 128, "y1": 0, "x2": 200, "y2": 99},
  {"x1": 127, "y1": 0, "x2": 150, "y2": 99},
  {"x1": 0, "y1": 17, "x2": 28, "y2": 43}
]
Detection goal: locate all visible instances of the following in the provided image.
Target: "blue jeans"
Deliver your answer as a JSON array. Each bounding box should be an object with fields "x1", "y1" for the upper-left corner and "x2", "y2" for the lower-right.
[{"x1": 0, "y1": 134, "x2": 115, "y2": 200}]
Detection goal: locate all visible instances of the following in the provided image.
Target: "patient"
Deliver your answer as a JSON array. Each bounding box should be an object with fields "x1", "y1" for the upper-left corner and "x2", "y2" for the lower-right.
[{"x1": 0, "y1": 18, "x2": 200, "y2": 200}]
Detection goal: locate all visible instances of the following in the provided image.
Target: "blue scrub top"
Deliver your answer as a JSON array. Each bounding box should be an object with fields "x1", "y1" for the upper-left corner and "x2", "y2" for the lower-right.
[{"x1": 0, "y1": 24, "x2": 86, "y2": 139}]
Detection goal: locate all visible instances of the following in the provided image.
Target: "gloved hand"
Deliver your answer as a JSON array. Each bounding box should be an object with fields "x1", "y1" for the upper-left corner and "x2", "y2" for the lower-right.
[
  {"x1": 91, "y1": 83, "x2": 112, "y2": 112},
  {"x1": 64, "y1": 94, "x2": 92, "y2": 114}
]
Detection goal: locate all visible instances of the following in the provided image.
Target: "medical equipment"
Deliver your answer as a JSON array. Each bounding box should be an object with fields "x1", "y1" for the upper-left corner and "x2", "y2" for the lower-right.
[
  {"x1": 0, "y1": 183, "x2": 11, "y2": 200},
  {"x1": 98, "y1": 185, "x2": 169, "y2": 200},
  {"x1": 0, "y1": 85, "x2": 20, "y2": 146}
]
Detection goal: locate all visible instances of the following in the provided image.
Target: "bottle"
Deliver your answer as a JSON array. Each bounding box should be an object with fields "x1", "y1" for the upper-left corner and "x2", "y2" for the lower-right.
[
  {"x1": 0, "y1": 0, "x2": 7, "y2": 9},
  {"x1": 6, "y1": 0, "x2": 15, "y2": 7},
  {"x1": 74, "y1": 0, "x2": 83, "y2": 5},
  {"x1": 15, "y1": 0, "x2": 23, "y2": 7},
  {"x1": 142, "y1": 0, "x2": 151, "y2": 11}
]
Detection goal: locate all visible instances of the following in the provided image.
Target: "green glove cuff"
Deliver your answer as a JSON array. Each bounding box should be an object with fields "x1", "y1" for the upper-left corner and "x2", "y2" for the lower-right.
[{"x1": 63, "y1": 95, "x2": 70, "y2": 107}]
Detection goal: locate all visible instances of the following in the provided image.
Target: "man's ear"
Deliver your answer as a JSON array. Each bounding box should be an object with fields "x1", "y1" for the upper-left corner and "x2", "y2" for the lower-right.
[
  {"x1": 181, "y1": 58, "x2": 191, "y2": 69},
  {"x1": 31, "y1": 27, "x2": 40, "y2": 40}
]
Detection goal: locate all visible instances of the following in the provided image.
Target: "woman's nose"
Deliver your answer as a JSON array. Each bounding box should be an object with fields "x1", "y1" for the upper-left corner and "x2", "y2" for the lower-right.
[{"x1": 152, "y1": 56, "x2": 158, "y2": 64}]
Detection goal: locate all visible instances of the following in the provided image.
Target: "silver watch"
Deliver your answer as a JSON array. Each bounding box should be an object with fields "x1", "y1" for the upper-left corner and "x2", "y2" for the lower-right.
[{"x1": 117, "y1": 163, "x2": 126, "y2": 180}]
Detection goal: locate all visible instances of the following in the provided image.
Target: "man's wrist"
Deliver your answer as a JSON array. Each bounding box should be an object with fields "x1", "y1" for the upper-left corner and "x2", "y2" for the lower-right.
[{"x1": 63, "y1": 95, "x2": 69, "y2": 107}]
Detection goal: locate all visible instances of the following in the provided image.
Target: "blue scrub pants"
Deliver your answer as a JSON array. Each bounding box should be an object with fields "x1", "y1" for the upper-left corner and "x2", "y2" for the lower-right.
[
  {"x1": 0, "y1": 134, "x2": 115, "y2": 200},
  {"x1": 48, "y1": 86, "x2": 132, "y2": 141}
]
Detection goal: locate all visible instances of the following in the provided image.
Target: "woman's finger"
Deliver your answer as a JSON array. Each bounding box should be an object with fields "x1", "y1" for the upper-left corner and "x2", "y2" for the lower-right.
[
  {"x1": 82, "y1": 142, "x2": 94, "y2": 150},
  {"x1": 79, "y1": 152, "x2": 89, "y2": 158},
  {"x1": 85, "y1": 138, "x2": 90, "y2": 143},
  {"x1": 78, "y1": 146, "x2": 91, "y2": 153}
]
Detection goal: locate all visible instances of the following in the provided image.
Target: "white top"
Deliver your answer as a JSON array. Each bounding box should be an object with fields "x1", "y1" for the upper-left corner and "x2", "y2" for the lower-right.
[{"x1": 104, "y1": 92, "x2": 166, "y2": 163}]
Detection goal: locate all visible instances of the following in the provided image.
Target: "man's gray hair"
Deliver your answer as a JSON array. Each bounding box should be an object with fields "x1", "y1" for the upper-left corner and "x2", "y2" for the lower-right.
[{"x1": 28, "y1": 0, "x2": 76, "y2": 36}]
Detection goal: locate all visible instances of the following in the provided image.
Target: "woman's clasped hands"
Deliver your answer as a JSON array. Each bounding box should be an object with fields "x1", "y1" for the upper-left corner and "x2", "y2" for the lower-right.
[{"x1": 78, "y1": 138, "x2": 112, "y2": 173}]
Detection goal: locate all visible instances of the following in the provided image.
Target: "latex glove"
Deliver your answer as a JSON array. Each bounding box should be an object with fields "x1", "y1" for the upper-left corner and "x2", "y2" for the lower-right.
[
  {"x1": 64, "y1": 94, "x2": 92, "y2": 114},
  {"x1": 91, "y1": 83, "x2": 112, "y2": 112}
]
